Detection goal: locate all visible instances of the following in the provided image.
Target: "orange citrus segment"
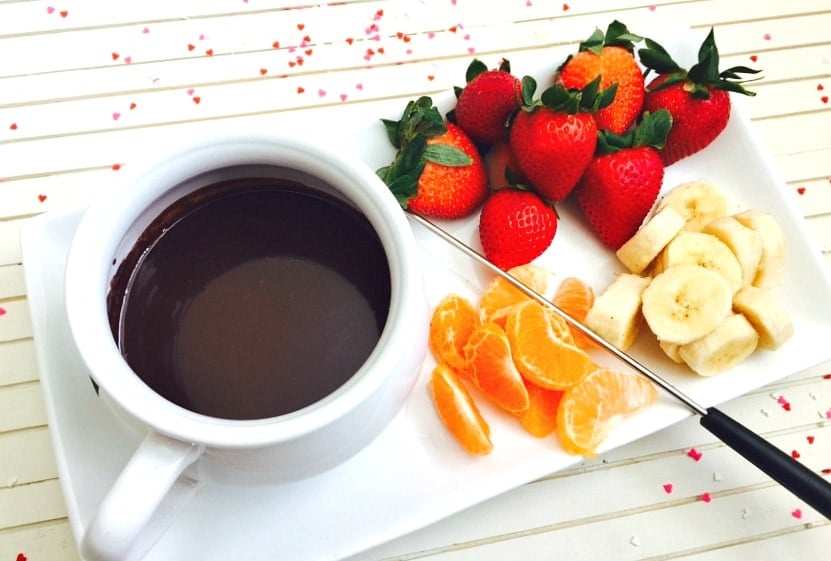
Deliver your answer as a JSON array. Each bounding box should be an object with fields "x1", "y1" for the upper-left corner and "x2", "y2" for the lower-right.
[
  {"x1": 464, "y1": 322, "x2": 530, "y2": 413},
  {"x1": 505, "y1": 300, "x2": 594, "y2": 390},
  {"x1": 478, "y1": 263, "x2": 553, "y2": 327},
  {"x1": 429, "y1": 294, "x2": 479, "y2": 374},
  {"x1": 556, "y1": 367, "x2": 658, "y2": 456},
  {"x1": 516, "y1": 379, "x2": 563, "y2": 437},
  {"x1": 429, "y1": 363, "x2": 493, "y2": 455},
  {"x1": 552, "y1": 277, "x2": 596, "y2": 349}
]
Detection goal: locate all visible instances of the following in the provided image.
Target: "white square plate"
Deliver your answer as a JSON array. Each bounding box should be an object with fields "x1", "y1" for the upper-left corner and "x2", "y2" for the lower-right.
[{"x1": 22, "y1": 21, "x2": 831, "y2": 561}]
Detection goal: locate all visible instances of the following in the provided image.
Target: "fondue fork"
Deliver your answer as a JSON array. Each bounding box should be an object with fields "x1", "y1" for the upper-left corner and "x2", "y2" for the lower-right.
[{"x1": 407, "y1": 210, "x2": 831, "y2": 519}]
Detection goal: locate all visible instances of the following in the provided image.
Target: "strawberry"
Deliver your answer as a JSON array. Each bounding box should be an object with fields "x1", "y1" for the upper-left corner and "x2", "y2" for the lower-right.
[
  {"x1": 574, "y1": 109, "x2": 672, "y2": 249},
  {"x1": 509, "y1": 76, "x2": 612, "y2": 202},
  {"x1": 478, "y1": 188, "x2": 558, "y2": 270},
  {"x1": 484, "y1": 140, "x2": 526, "y2": 191},
  {"x1": 452, "y1": 58, "x2": 523, "y2": 146},
  {"x1": 638, "y1": 28, "x2": 761, "y2": 165},
  {"x1": 377, "y1": 96, "x2": 489, "y2": 219},
  {"x1": 558, "y1": 20, "x2": 645, "y2": 135}
]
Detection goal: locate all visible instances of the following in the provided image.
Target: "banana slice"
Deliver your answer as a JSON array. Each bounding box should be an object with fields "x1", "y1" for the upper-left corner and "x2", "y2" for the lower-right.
[
  {"x1": 678, "y1": 313, "x2": 759, "y2": 376},
  {"x1": 732, "y1": 285, "x2": 794, "y2": 350},
  {"x1": 584, "y1": 273, "x2": 651, "y2": 351},
  {"x1": 655, "y1": 181, "x2": 732, "y2": 232},
  {"x1": 734, "y1": 209, "x2": 786, "y2": 288},
  {"x1": 616, "y1": 206, "x2": 686, "y2": 275},
  {"x1": 701, "y1": 216, "x2": 763, "y2": 287},
  {"x1": 657, "y1": 231, "x2": 743, "y2": 294},
  {"x1": 641, "y1": 264, "x2": 733, "y2": 345},
  {"x1": 659, "y1": 340, "x2": 683, "y2": 363}
]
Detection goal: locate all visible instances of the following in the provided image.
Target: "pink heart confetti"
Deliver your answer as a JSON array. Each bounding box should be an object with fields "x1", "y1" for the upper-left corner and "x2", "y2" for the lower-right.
[
  {"x1": 339, "y1": 93, "x2": 347, "y2": 101},
  {"x1": 112, "y1": 112, "x2": 121, "y2": 121},
  {"x1": 663, "y1": 483, "x2": 673, "y2": 494},
  {"x1": 47, "y1": 6, "x2": 55, "y2": 14},
  {"x1": 124, "y1": 56, "x2": 132, "y2": 64},
  {"x1": 187, "y1": 88, "x2": 195, "y2": 96},
  {"x1": 700, "y1": 492, "x2": 712, "y2": 503},
  {"x1": 687, "y1": 448, "x2": 703, "y2": 461},
  {"x1": 0, "y1": 307, "x2": 7, "y2": 316},
  {"x1": 142, "y1": 27, "x2": 150, "y2": 34},
  {"x1": 825, "y1": 408, "x2": 831, "y2": 419},
  {"x1": 355, "y1": 83, "x2": 363, "y2": 90},
  {"x1": 792, "y1": 508, "x2": 802, "y2": 519},
  {"x1": 648, "y1": 4, "x2": 657, "y2": 10},
  {"x1": 318, "y1": 89, "x2": 326, "y2": 97},
  {"x1": 764, "y1": 33, "x2": 772, "y2": 40}
]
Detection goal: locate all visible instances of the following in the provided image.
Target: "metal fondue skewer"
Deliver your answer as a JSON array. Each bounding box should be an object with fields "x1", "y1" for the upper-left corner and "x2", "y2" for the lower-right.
[{"x1": 406, "y1": 210, "x2": 831, "y2": 519}]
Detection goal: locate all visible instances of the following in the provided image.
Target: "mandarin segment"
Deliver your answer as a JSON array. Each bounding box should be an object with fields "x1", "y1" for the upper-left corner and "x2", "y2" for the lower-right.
[
  {"x1": 552, "y1": 276, "x2": 596, "y2": 349},
  {"x1": 516, "y1": 379, "x2": 563, "y2": 438},
  {"x1": 464, "y1": 322, "x2": 530, "y2": 413},
  {"x1": 429, "y1": 363, "x2": 493, "y2": 456},
  {"x1": 478, "y1": 263, "x2": 553, "y2": 326},
  {"x1": 505, "y1": 300, "x2": 594, "y2": 390},
  {"x1": 429, "y1": 293, "x2": 479, "y2": 374},
  {"x1": 556, "y1": 367, "x2": 658, "y2": 456}
]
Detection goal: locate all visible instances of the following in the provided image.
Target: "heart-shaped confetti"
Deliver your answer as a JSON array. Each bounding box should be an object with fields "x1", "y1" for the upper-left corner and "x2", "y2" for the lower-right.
[
  {"x1": 662, "y1": 483, "x2": 673, "y2": 494},
  {"x1": 272, "y1": 41, "x2": 281, "y2": 48},
  {"x1": 297, "y1": 23, "x2": 305, "y2": 30},
  {"x1": 187, "y1": 88, "x2": 195, "y2": 96},
  {"x1": 807, "y1": 435, "x2": 815, "y2": 444},
  {"x1": 750, "y1": 55, "x2": 758, "y2": 62},
  {"x1": 112, "y1": 163, "x2": 122, "y2": 171},
  {"x1": 822, "y1": 96, "x2": 829, "y2": 104},
  {"x1": 0, "y1": 307, "x2": 6, "y2": 316},
  {"x1": 797, "y1": 186, "x2": 806, "y2": 195},
  {"x1": 687, "y1": 448, "x2": 703, "y2": 461},
  {"x1": 193, "y1": 96, "x2": 201, "y2": 104},
  {"x1": 318, "y1": 89, "x2": 326, "y2": 97},
  {"x1": 38, "y1": 194, "x2": 47, "y2": 202},
  {"x1": 142, "y1": 27, "x2": 150, "y2": 34},
  {"x1": 259, "y1": 68, "x2": 268, "y2": 75},
  {"x1": 112, "y1": 112, "x2": 121, "y2": 121},
  {"x1": 791, "y1": 450, "x2": 801, "y2": 459},
  {"x1": 60, "y1": 10, "x2": 67, "y2": 17},
  {"x1": 47, "y1": 6, "x2": 55, "y2": 14},
  {"x1": 792, "y1": 508, "x2": 802, "y2": 519},
  {"x1": 9, "y1": 123, "x2": 17, "y2": 130},
  {"x1": 700, "y1": 492, "x2": 712, "y2": 503},
  {"x1": 205, "y1": 49, "x2": 214, "y2": 56},
  {"x1": 124, "y1": 56, "x2": 132, "y2": 64},
  {"x1": 188, "y1": 44, "x2": 196, "y2": 51},
  {"x1": 112, "y1": 52, "x2": 120, "y2": 60},
  {"x1": 297, "y1": 86, "x2": 305, "y2": 94},
  {"x1": 129, "y1": 102, "x2": 137, "y2": 110},
  {"x1": 339, "y1": 93, "x2": 347, "y2": 101}
]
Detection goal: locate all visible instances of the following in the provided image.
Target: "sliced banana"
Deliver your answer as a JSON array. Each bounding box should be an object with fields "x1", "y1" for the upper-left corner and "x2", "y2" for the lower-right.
[
  {"x1": 659, "y1": 340, "x2": 683, "y2": 363},
  {"x1": 701, "y1": 216, "x2": 763, "y2": 287},
  {"x1": 641, "y1": 264, "x2": 733, "y2": 345},
  {"x1": 584, "y1": 273, "x2": 651, "y2": 352},
  {"x1": 678, "y1": 313, "x2": 759, "y2": 377},
  {"x1": 658, "y1": 231, "x2": 743, "y2": 294},
  {"x1": 616, "y1": 206, "x2": 687, "y2": 275},
  {"x1": 732, "y1": 285, "x2": 794, "y2": 350},
  {"x1": 734, "y1": 209, "x2": 786, "y2": 289},
  {"x1": 655, "y1": 181, "x2": 732, "y2": 232}
]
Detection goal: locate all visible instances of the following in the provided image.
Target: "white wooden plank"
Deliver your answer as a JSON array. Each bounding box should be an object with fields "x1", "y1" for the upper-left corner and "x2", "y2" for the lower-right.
[
  {"x1": 752, "y1": 111, "x2": 831, "y2": 160},
  {"x1": 0, "y1": 264, "x2": 25, "y2": 299},
  {"x1": 0, "y1": 478, "x2": 67, "y2": 531},
  {"x1": 0, "y1": 427, "x2": 58, "y2": 487},
  {"x1": 789, "y1": 178, "x2": 831, "y2": 218},
  {"x1": 0, "y1": 382, "x2": 47, "y2": 433},
  {"x1": 0, "y1": 219, "x2": 24, "y2": 267},
  {"x1": 0, "y1": 339, "x2": 39, "y2": 387},
  {"x1": 0, "y1": 299, "x2": 32, "y2": 343},
  {"x1": 0, "y1": 519, "x2": 80, "y2": 561}
]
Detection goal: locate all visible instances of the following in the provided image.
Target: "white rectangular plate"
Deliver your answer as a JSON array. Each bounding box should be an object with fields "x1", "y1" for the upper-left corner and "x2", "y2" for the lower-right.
[{"x1": 22, "y1": 21, "x2": 831, "y2": 561}]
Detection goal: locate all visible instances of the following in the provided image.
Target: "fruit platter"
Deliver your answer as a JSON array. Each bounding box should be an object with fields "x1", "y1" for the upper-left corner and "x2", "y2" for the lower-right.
[{"x1": 23, "y1": 17, "x2": 831, "y2": 561}]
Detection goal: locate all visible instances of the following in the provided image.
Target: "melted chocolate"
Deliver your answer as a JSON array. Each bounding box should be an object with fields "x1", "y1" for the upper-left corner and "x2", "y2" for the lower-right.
[{"x1": 107, "y1": 178, "x2": 391, "y2": 420}]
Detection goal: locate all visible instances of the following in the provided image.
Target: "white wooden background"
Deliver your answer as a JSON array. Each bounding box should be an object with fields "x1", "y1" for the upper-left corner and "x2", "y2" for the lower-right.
[{"x1": 1, "y1": 1, "x2": 829, "y2": 560}]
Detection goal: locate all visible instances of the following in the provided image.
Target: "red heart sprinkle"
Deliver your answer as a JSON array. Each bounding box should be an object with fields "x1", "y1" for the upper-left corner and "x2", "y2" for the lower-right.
[
  {"x1": 187, "y1": 44, "x2": 195, "y2": 51},
  {"x1": 346, "y1": 37, "x2": 354, "y2": 45},
  {"x1": 807, "y1": 435, "x2": 815, "y2": 444},
  {"x1": 129, "y1": 102, "x2": 137, "y2": 110},
  {"x1": 303, "y1": 35, "x2": 311, "y2": 42},
  {"x1": 563, "y1": 3, "x2": 570, "y2": 10},
  {"x1": 192, "y1": 96, "x2": 201, "y2": 104},
  {"x1": 272, "y1": 41, "x2": 280, "y2": 48},
  {"x1": 791, "y1": 450, "x2": 801, "y2": 459},
  {"x1": 60, "y1": 10, "x2": 67, "y2": 17},
  {"x1": 750, "y1": 55, "x2": 758, "y2": 62},
  {"x1": 819, "y1": 84, "x2": 825, "y2": 91},
  {"x1": 782, "y1": 402, "x2": 792, "y2": 411},
  {"x1": 205, "y1": 49, "x2": 214, "y2": 56},
  {"x1": 112, "y1": 163, "x2": 122, "y2": 171},
  {"x1": 259, "y1": 68, "x2": 267, "y2": 75},
  {"x1": 663, "y1": 483, "x2": 673, "y2": 494},
  {"x1": 427, "y1": 75, "x2": 435, "y2": 81},
  {"x1": 449, "y1": 26, "x2": 457, "y2": 33},
  {"x1": 297, "y1": 23, "x2": 305, "y2": 30},
  {"x1": 825, "y1": 373, "x2": 831, "y2": 379},
  {"x1": 38, "y1": 194, "x2": 47, "y2": 202},
  {"x1": 822, "y1": 468, "x2": 831, "y2": 474},
  {"x1": 288, "y1": 61, "x2": 296, "y2": 68},
  {"x1": 296, "y1": 86, "x2": 305, "y2": 94},
  {"x1": 305, "y1": 48, "x2": 313, "y2": 56},
  {"x1": 112, "y1": 52, "x2": 120, "y2": 60},
  {"x1": 16, "y1": 553, "x2": 26, "y2": 561},
  {"x1": 9, "y1": 123, "x2": 17, "y2": 130},
  {"x1": 797, "y1": 186, "x2": 806, "y2": 195},
  {"x1": 821, "y1": 96, "x2": 829, "y2": 104}
]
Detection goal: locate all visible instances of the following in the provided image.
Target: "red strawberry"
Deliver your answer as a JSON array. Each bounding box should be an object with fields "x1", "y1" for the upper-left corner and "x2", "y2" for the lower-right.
[
  {"x1": 378, "y1": 97, "x2": 489, "y2": 219},
  {"x1": 484, "y1": 140, "x2": 526, "y2": 191},
  {"x1": 453, "y1": 58, "x2": 523, "y2": 146},
  {"x1": 478, "y1": 188, "x2": 558, "y2": 270},
  {"x1": 509, "y1": 77, "x2": 612, "y2": 202},
  {"x1": 557, "y1": 20, "x2": 645, "y2": 134},
  {"x1": 574, "y1": 110, "x2": 672, "y2": 249},
  {"x1": 638, "y1": 29, "x2": 761, "y2": 165}
]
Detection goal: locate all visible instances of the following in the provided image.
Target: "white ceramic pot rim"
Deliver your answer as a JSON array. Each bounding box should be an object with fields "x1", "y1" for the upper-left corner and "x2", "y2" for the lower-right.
[{"x1": 64, "y1": 132, "x2": 421, "y2": 449}]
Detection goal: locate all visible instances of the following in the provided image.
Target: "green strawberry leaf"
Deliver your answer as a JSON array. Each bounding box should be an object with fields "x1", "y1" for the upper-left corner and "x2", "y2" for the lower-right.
[
  {"x1": 604, "y1": 20, "x2": 643, "y2": 51},
  {"x1": 637, "y1": 38, "x2": 684, "y2": 76},
  {"x1": 633, "y1": 109, "x2": 672, "y2": 149},
  {"x1": 578, "y1": 28, "x2": 605, "y2": 55},
  {"x1": 424, "y1": 144, "x2": 473, "y2": 166},
  {"x1": 519, "y1": 75, "x2": 539, "y2": 110},
  {"x1": 465, "y1": 58, "x2": 488, "y2": 83},
  {"x1": 497, "y1": 58, "x2": 511, "y2": 73},
  {"x1": 595, "y1": 129, "x2": 631, "y2": 155}
]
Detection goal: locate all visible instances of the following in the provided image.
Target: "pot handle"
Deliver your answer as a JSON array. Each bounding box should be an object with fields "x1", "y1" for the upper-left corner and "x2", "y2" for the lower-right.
[{"x1": 81, "y1": 431, "x2": 205, "y2": 561}]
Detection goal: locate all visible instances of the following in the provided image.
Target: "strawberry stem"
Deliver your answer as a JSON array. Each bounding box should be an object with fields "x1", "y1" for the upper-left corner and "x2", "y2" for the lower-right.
[
  {"x1": 578, "y1": 19, "x2": 644, "y2": 55},
  {"x1": 520, "y1": 75, "x2": 616, "y2": 114},
  {"x1": 638, "y1": 28, "x2": 762, "y2": 99},
  {"x1": 377, "y1": 96, "x2": 473, "y2": 207},
  {"x1": 595, "y1": 109, "x2": 672, "y2": 155}
]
